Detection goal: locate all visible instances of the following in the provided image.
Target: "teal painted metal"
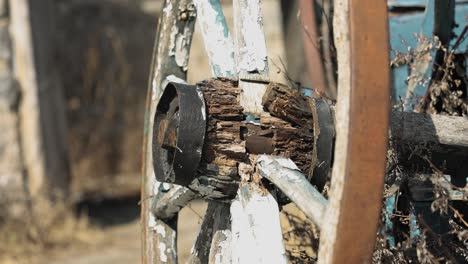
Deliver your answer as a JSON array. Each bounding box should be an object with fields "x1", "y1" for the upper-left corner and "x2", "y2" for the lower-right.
[
  {"x1": 384, "y1": 196, "x2": 396, "y2": 247},
  {"x1": 389, "y1": 1, "x2": 467, "y2": 107}
]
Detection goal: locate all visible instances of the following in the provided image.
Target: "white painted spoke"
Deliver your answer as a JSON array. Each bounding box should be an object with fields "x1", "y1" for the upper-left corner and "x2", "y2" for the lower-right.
[
  {"x1": 193, "y1": 0, "x2": 237, "y2": 78},
  {"x1": 256, "y1": 155, "x2": 328, "y2": 228},
  {"x1": 233, "y1": 0, "x2": 269, "y2": 81},
  {"x1": 188, "y1": 201, "x2": 231, "y2": 264},
  {"x1": 230, "y1": 184, "x2": 288, "y2": 264}
]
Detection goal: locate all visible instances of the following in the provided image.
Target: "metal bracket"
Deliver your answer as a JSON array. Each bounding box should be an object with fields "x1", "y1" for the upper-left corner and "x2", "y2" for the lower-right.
[
  {"x1": 309, "y1": 97, "x2": 335, "y2": 190},
  {"x1": 152, "y1": 82, "x2": 206, "y2": 186}
]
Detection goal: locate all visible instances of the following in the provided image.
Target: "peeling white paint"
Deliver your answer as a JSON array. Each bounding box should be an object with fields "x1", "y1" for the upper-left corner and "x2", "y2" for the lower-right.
[
  {"x1": 257, "y1": 155, "x2": 299, "y2": 171},
  {"x1": 230, "y1": 184, "x2": 288, "y2": 264},
  {"x1": 163, "y1": 1, "x2": 173, "y2": 17},
  {"x1": 169, "y1": 22, "x2": 194, "y2": 71},
  {"x1": 155, "y1": 224, "x2": 166, "y2": 237},
  {"x1": 256, "y1": 155, "x2": 327, "y2": 227},
  {"x1": 239, "y1": 81, "x2": 267, "y2": 115},
  {"x1": 193, "y1": 0, "x2": 236, "y2": 78},
  {"x1": 213, "y1": 230, "x2": 232, "y2": 264},
  {"x1": 159, "y1": 242, "x2": 168, "y2": 262},
  {"x1": 165, "y1": 74, "x2": 187, "y2": 85},
  {"x1": 235, "y1": 0, "x2": 268, "y2": 74},
  {"x1": 148, "y1": 213, "x2": 157, "y2": 229}
]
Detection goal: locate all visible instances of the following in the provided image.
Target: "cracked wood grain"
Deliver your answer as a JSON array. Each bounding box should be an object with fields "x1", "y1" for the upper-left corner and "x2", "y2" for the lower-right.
[{"x1": 141, "y1": 0, "x2": 196, "y2": 263}]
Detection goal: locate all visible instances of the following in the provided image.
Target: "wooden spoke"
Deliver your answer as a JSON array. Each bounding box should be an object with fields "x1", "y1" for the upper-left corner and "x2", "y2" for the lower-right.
[
  {"x1": 187, "y1": 202, "x2": 231, "y2": 264},
  {"x1": 192, "y1": 0, "x2": 236, "y2": 78},
  {"x1": 233, "y1": 0, "x2": 270, "y2": 117},
  {"x1": 230, "y1": 184, "x2": 287, "y2": 264},
  {"x1": 256, "y1": 155, "x2": 328, "y2": 228},
  {"x1": 207, "y1": 203, "x2": 232, "y2": 264},
  {"x1": 317, "y1": 0, "x2": 391, "y2": 263},
  {"x1": 233, "y1": 0, "x2": 269, "y2": 81},
  {"x1": 152, "y1": 184, "x2": 197, "y2": 220},
  {"x1": 141, "y1": 0, "x2": 196, "y2": 263}
]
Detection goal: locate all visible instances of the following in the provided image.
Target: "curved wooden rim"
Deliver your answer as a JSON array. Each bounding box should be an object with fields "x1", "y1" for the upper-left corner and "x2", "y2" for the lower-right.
[
  {"x1": 141, "y1": 0, "x2": 196, "y2": 263},
  {"x1": 317, "y1": 0, "x2": 391, "y2": 263}
]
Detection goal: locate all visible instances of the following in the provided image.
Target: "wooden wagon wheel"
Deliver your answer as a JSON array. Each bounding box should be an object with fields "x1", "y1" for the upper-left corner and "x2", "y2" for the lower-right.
[{"x1": 141, "y1": 0, "x2": 390, "y2": 263}]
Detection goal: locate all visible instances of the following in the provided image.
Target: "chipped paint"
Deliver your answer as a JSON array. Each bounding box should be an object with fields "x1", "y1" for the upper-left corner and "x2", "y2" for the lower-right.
[
  {"x1": 212, "y1": 230, "x2": 232, "y2": 264},
  {"x1": 239, "y1": 82, "x2": 267, "y2": 115},
  {"x1": 257, "y1": 155, "x2": 327, "y2": 227},
  {"x1": 193, "y1": 0, "x2": 236, "y2": 78},
  {"x1": 143, "y1": 1, "x2": 197, "y2": 262},
  {"x1": 230, "y1": 184, "x2": 287, "y2": 264},
  {"x1": 155, "y1": 224, "x2": 166, "y2": 237},
  {"x1": 168, "y1": 8, "x2": 195, "y2": 71},
  {"x1": 148, "y1": 213, "x2": 157, "y2": 229},
  {"x1": 159, "y1": 242, "x2": 168, "y2": 262},
  {"x1": 163, "y1": 1, "x2": 173, "y2": 16},
  {"x1": 235, "y1": 0, "x2": 268, "y2": 74},
  {"x1": 257, "y1": 155, "x2": 298, "y2": 171}
]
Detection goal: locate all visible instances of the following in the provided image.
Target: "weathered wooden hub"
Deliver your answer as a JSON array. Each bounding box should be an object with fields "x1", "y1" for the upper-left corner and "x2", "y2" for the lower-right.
[
  {"x1": 153, "y1": 82, "x2": 206, "y2": 186},
  {"x1": 153, "y1": 78, "x2": 332, "y2": 199},
  {"x1": 152, "y1": 78, "x2": 468, "y2": 201}
]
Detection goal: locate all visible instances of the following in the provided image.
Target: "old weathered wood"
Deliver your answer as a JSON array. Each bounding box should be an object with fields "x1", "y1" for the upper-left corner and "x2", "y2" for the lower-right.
[
  {"x1": 191, "y1": 78, "x2": 245, "y2": 199},
  {"x1": 408, "y1": 174, "x2": 468, "y2": 201},
  {"x1": 187, "y1": 201, "x2": 231, "y2": 264},
  {"x1": 256, "y1": 155, "x2": 328, "y2": 228},
  {"x1": 208, "y1": 203, "x2": 232, "y2": 264},
  {"x1": 141, "y1": 0, "x2": 196, "y2": 263},
  {"x1": 318, "y1": 0, "x2": 391, "y2": 263},
  {"x1": 197, "y1": 79, "x2": 468, "y2": 200},
  {"x1": 230, "y1": 184, "x2": 288, "y2": 264},
  {"x1": 233, "y1": 0, "x2": 270, "y2": 119},
  {"x1": 152, "y1": 184, "x2": 197, "y2": 220},
  {"x1": 233, "y1": 0, "x2": 268, "y2": 82},
  {"x1": 191, "y1": 79, "x2": 316, "y2": 199},
  {"x1": 9, "y1": 0, "x2": 69, "y2": 199},
  {"x1": 193, "y1": 0, "x2": 236, "y2": 78},
  {"x1": 391, "y1": 111, "x2": 468, "y2": 152}
]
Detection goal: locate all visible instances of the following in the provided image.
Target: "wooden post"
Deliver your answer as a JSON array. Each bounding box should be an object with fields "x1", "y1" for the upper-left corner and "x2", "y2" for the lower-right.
[{"x1": 9, "y1": 0, "x2": 69, "y2": 201}]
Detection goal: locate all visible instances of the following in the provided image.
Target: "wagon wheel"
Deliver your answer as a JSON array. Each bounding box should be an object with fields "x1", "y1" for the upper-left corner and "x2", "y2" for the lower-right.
[{"x1": 141, "y1": 0, "x2": 390, "y2": 263}]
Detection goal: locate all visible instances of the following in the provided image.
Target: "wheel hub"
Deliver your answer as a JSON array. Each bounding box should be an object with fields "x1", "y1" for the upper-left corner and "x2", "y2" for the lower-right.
[{"x1": 152, "y1": 82, "x2": 206, "y2": 186}]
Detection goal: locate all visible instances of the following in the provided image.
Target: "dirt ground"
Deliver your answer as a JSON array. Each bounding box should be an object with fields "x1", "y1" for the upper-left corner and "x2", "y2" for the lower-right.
[
  {"x1": 36, "y1": 200, "x2": 315, "y2": 264},
  {"x1": 35, "y1": 199, "x2": 206, "y2": 264}
]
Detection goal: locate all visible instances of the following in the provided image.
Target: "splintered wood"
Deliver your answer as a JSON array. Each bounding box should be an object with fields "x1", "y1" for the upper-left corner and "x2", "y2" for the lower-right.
[{"x1": 193, "y1": 79, "x2": 315, "y2": 199}]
